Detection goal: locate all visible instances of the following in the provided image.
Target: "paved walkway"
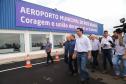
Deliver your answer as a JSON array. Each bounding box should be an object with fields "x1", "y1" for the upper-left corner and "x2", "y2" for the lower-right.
[{"x1": 0, "y1": 59, "x2": 125, "y2": 84}]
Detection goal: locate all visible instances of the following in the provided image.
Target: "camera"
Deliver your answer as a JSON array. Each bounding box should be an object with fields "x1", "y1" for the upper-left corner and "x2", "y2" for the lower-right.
[
  {"x1": 114, "y1": 18, "x2": 126, "y2": 45},
  {"x1": 109, "y1": 40, "x2": 115, "y2": 47},
  {"x1": 103, "y1": 44, "x2": 108, "y2": 48},
  {"x1": 114, "y1": 18, "x2": 126, "y2": 33}
]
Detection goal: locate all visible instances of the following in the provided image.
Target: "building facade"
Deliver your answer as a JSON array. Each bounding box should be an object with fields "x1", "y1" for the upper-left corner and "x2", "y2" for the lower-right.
[{"x1": 0, "y1": 0, "x2": 103, "y2": 64}]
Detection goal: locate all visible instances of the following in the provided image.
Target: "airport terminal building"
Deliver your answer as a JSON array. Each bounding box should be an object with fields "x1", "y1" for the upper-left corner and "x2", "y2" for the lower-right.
[{"x1": 0, "y1": 0, "x2": 103, "y2": 64}]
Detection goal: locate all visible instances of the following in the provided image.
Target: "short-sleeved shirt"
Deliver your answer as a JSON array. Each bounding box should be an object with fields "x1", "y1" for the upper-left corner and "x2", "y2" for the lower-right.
[{"x1": 45, "y1": 42, "x2": 52, "y2": 52}]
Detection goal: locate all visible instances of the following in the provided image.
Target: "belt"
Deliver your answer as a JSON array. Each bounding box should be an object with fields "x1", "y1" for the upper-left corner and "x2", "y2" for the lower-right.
[{"x1": 77, "y1": 52, "x2": 87, "y2": 54}]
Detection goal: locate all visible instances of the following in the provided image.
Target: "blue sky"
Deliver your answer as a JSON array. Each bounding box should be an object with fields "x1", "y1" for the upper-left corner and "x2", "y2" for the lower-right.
[{"x1": 23, "y1": 0, "x2": 126, "y2": 34}]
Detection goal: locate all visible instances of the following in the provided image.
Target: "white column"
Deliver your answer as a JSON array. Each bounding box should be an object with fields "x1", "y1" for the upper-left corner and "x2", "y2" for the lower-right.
[
  {"x1": 24, "y1": 31, "x2": 30, "y2": 55},
  {"x1": 20, "y1": 34, "x2": 25, "y2": 52},
  {"x1": 49, "y1": 32, "x2": 54, "y2": 50}
]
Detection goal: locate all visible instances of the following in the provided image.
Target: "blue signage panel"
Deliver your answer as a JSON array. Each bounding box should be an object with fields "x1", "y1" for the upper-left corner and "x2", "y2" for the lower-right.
[{"x1": 16, "y1": 1, "x2": 103, "y2": 35}]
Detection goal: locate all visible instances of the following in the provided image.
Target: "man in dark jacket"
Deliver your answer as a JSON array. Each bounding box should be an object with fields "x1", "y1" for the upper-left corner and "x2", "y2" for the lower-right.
[
  {"x1": 68, "y1": 34, "x2": 78, "y2": 76},
  {"x1": 63, "y1": 35, "x2": 70, "y2": 64}
]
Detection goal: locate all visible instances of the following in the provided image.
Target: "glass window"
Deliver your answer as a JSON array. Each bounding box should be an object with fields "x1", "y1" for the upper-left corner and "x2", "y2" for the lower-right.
[
  {"x1": 30, "y1": 34, "x2": 49, "y2": 51},
  {"x1": 0, "y1": 33, "x2": 25, "y2": 54},
  {"x1": 53, "y1": 35, "x2": 65, "y2": 49}
]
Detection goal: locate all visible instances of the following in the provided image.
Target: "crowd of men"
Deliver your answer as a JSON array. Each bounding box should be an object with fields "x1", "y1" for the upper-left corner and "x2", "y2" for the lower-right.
[
  {"x1": 63, "y1": 28, "x2": 126, "y2": 84},
  {"x1": 44, "y1": 27, "x2": 126, "y2": 84}
]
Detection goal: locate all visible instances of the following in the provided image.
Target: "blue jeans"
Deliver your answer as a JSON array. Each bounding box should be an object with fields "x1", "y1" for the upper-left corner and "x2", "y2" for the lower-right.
[
  {"x1": 112, "y1": 55, "x2": 126, "y2": 76},
  {"x1": 124, "y1": 60, "x2": 126, "y2": 76},
  {"x1": 77, "y1": 52, "x2": 90, "y2": 80}
]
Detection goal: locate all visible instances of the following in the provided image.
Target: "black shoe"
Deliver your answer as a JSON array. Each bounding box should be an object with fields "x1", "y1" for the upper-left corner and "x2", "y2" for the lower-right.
[
  {"x1": 51, "y1": 60, "x2": 54, "y2": 64},
  {"x1": 80, "y1": 80, "x2": 85, "y2": 84},
  {"x1": 80, "y1": 80, "x2": 90, "y2": 84},
  {"x1": 46, "y1": 62, "x2": 49, "y2": 64},
  {"x1": 93, "y1": 77, "x2": 103, "y2": 80},
  {"x1": 91, "y1": 69, "x2": 95, "y2": 72},
  {"x1": 85, "y1": 80, "x2": 90, "y2": 84},
  {"x1": 68, "y1": 71, "x2": 74, "y2": 76},
  {"x1": 46, "y1": 62, "x2": 49, "y2": 66},
  {"x1": 64, "y1": 60, "x2": 68, "y2": 64},
  {"x1": 102, "y1": 70, "x2": 107, "y2": 74},
  {"x1": 73, "y1": 73, "x2": 78, "y2": 76}
]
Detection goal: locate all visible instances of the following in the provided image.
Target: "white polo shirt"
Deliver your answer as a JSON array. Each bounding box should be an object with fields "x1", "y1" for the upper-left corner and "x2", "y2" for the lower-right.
[{"x1": 74, "y1": 35, "x2": 92, "y2": 52}]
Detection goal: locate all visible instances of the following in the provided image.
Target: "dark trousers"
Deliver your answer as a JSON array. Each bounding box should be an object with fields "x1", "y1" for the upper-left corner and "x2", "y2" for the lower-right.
[
  {"x1": 64, "y1": 51, "x2": 69, "y2": 64},
  {"x1": 69, "y1": 54, "x2": 78, "y2": 74},
  {"x1": 47, "y1": 52, "x2": 53, "y2": 63},
  {"x1": 92, "y1": 50, "x2": 99, "y2": 69},
  {"x1": 102, "y1": 49, "x2": 113, "y2": 70}
]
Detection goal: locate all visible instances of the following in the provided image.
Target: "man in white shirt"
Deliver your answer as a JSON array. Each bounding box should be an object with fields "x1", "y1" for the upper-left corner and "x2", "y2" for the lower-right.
[
  {"x1": 101, "y1": 30, "x2": 113, "y2": 73},
  {"x1": 90, "y1": 34, "x2": 101, "y2": 72},
  {"x1": 73, "y1": 28, "x2": 92, "y2": 84}
]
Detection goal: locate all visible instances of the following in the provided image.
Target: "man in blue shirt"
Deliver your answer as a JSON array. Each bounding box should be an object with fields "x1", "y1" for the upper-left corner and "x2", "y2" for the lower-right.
[{"x1": 68, "y1": 34, "x2": 78, "y2": 76}]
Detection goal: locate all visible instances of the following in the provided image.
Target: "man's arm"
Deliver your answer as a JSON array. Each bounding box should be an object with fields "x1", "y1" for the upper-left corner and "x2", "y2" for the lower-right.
[
  {"x1": 98, "y1": 40, "x2": 101, "y2": 51},
  {"x1": 72, "y1": 50, "x2": 77, "y2": 59},
  {"x1": 87, "y1": 51, "x2": 92, "y2": 60},
  {"x1": 123, "y1": 47, "x2": 126, "y2": 59}
]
